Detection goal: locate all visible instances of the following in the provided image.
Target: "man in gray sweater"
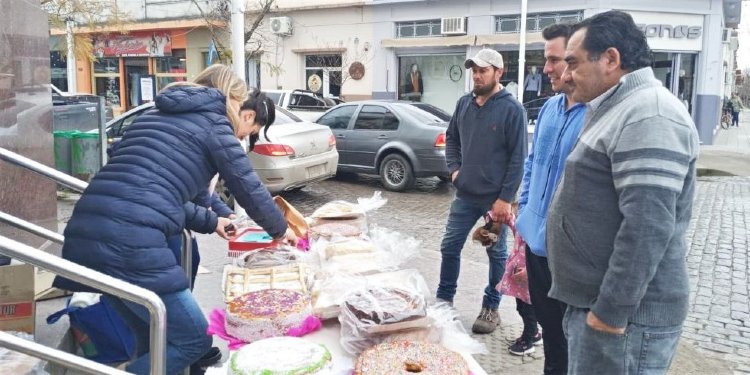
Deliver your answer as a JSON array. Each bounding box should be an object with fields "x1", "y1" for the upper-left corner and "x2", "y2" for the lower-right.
[{"x1": 547, "y1": 11, "x2": 700, "y2": 374}]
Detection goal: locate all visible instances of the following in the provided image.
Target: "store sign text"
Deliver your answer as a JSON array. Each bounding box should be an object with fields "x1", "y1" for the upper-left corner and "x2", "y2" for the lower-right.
[{"x1": 637, "y1": 24, "x2": 702, "y2": 39}]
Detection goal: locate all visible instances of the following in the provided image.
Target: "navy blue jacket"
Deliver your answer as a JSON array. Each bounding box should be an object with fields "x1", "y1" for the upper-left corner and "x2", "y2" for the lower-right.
[
  {"x1": 54, "y1": 86, "x2": 287, "y2": 294},
  {"x1": 446, "y1": 89, "x2": 527, "y2": 205}
]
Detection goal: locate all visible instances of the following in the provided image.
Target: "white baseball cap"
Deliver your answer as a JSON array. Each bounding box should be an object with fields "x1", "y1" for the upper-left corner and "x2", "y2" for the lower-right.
[{"x1": 464, "y1": 49, "x2": 504, "y2": 69}]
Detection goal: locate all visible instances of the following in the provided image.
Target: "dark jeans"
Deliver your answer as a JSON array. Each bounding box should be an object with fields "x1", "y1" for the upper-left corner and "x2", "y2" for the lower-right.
[
  {"x1": 516, "y1": 298, "x2": 539, "y2": 339},
  {"x1": 167, "y1": 234, "x2": 199, "y2": 288},
  {"x1": 563, "y1": 306, "x2": 682, "y2": 375},
  {"x1": 527, "y1": 246, "x2": 568, "y2": 374},
  {"x1": 732, "y1": 111, "x2": 740, "y2": 126},
  {"x1": 436, "y1": 196, "x2": 508, "y2": 309},
  {"x1": 108, "y1": 289, "x2": 212, "y2": 375}
]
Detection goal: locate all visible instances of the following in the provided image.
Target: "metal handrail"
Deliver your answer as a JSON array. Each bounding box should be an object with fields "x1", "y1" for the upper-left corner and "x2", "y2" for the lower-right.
[
  {"x1": 0, "y1": 147, "x2": 172, "y2": 375},
  {"x1": 0, "y1": 211, "x2": 64, "y2": 244},
  {"x1": 0, "y1": 330, "x2": 130, "y2": 375},
  {"x1": 0, "y1": 147, "x2": 88, "y2": 192},
  {"x1": 0, "y1": 235, "x2": 167, "y2": 375}
]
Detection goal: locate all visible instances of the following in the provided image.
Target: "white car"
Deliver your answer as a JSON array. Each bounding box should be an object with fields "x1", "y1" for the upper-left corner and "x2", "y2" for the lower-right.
[{"x1": 102, "y1": 103, "x2": 339, "y2": 195}]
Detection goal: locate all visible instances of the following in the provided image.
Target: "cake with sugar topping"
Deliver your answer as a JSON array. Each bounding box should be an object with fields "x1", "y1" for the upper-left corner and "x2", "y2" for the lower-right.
[
  {"x1": 225, "y1": 289, "x2": 312, "y2": 343},
  {"x1": 229, "y1": 337, "x2": 331, "y2": 375},
  {"x1": 354, "y1": 340, "x2": 469, "y2": 375}
]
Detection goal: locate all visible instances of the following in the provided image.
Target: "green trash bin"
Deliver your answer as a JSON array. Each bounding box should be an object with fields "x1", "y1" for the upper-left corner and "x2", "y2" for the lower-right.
[
  {"x1": 71, "y1": 132, "x2": 102, "y2": 181},
  {"x1": 53, "y1": 130, "x2": 80, "y2": 175}
]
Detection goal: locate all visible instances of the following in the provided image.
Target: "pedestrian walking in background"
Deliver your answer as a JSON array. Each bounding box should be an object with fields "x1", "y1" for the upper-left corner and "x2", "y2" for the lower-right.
[
  {"x1": 730, "y1": 93, "x2": 744, "y2": 127},
  {"x1": 515, "y1": 22, "x2": 586, "y2": 374},
  {"x1": 547, "y1": 11, "x2": 700, "y2": 374},
  {"x1": 436, "y1": 48, "x2": 527, "y2": 334}
]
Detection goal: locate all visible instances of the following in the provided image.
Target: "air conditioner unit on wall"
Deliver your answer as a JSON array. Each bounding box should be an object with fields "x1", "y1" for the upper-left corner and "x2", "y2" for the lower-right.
[
  {"x1": 270, "y1": 16, "x2": 293, "y2": 36},
  {"x1": 441, "y1": 17, "x2": 467, "y2": 35}
]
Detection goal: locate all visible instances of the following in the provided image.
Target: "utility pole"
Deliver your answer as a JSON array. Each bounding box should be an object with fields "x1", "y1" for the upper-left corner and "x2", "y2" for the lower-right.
[
  {"x1": 231, "y1": 0, "x2": 246, "y2": 83},
  {"x1": 65, "y1": 17, "x2": 77, "y2": 92},
  {"x1": 518, "y1": 0, "x2": 528, "y2": 104}
]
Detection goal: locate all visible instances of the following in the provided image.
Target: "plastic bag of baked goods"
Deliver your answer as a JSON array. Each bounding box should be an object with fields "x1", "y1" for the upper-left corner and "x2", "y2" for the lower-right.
[
  {"x1": 310, "y1": 273, "x2": 366, "y2": 319},
  {"x1": 338, "y1": 285, "x2": 430, "y2": 355},
  {"x1": 311, "y1": 192, "x2": 387, "y2": 219}
]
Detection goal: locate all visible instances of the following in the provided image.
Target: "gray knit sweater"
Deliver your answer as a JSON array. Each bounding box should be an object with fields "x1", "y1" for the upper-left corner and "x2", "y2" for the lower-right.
[{"x1": 546, "y1": 67, "x2": 700, "y2": 328}]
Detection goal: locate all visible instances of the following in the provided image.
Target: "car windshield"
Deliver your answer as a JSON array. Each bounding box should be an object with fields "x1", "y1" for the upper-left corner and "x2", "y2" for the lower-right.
[
  {"x1": 396, "y1": 103, "x2": 451, "y2": 123},
  {"x1": 274, "y1": 107, "x2": 302, "y2": 124},
  {"x1": 266, "y1": 92, "x2": 282, "y2": 105}
]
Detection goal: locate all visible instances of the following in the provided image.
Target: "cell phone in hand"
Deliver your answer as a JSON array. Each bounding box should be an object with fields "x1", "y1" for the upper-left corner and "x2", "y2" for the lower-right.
[{"x1": 224, "y1": 223, "x2": 237, "y2": 236}]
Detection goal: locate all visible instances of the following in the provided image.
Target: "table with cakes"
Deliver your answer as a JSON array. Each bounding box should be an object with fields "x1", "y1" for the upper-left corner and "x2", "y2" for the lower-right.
[{"x1": 205, "y1": 194, "x2": 487, "y2": 375}]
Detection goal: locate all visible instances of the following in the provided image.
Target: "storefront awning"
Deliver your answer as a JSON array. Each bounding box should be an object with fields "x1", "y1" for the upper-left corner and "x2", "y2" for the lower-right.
[
  {"x1": 475, "y1": 32, "x2": 545, "y2": 47},
  {"x1": 381, "y1": 35, "x2": 476, "y2": 48}
]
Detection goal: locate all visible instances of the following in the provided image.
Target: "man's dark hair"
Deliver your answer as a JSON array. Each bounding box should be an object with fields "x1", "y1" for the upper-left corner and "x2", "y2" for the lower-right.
[
  {"x1": 572, "y1": 10, "x2": 652, "y2": 71},
  {"x1": 542, "y1": 23, "x2": 573, "y2": 42},
  {"x1": 240, "y1": 90, "x2": 276, "y2": 150}
]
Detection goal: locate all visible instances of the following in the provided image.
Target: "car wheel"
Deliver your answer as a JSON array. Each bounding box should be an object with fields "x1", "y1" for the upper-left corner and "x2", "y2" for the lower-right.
[
  {"x1": 215, "y1": 178, "x2": 235, "y2": 208},
  {"x1": 379, "y1": 154, "x2": 415, "y2": 192}
]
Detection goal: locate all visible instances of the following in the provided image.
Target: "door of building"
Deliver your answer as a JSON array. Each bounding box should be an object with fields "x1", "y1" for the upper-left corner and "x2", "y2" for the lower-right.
[
  {"x1": 124, "y1": 57, "x2": 150, "y2": 110},
  {"x1": 652, "y1": 52, "x2": 696, "y2": 113}
]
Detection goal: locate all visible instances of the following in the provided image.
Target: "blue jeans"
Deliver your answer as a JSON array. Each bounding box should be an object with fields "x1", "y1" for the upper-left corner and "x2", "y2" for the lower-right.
[
  {"x1": 108, "y1": 289, "x2": 212, "y2": 375},
  {"x1": 563, "y1": 306, "x2": 682, "y2": 375},
  {"x1": 732, "y1": 111, "x2": 740, "y2": 126},
  {"x1": 167, "y1": 234, "x2": 200, "y2": 288},
  {"x1": 436, "y1": 196, "x2": 508, "y2": 309}
]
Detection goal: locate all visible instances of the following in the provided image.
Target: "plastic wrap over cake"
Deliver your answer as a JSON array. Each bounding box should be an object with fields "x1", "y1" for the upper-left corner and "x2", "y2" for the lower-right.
[
  {"x1": 229, "y1": 337, "x2": 332, "y2": 375},
  {"x1": 225, "y1": 289, "x2": 313, "y2": 343},
  {"x1": 339, "y1": 286, "x2": 429, "y2": 354}
]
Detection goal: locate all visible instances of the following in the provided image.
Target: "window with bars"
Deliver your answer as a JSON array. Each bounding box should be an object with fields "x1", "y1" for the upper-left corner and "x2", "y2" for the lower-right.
[
  {"x1": 396, "y1": 19, "x2": 442, "y2": 38},
  {"x1": 495, "y1": 11, "x2": 583, "y2": 34}
]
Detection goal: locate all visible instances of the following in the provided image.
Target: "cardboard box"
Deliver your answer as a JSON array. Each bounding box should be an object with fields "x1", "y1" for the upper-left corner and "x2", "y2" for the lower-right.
[{"x1": 0, "y1": 263, "x2": 35, "y2": 334}]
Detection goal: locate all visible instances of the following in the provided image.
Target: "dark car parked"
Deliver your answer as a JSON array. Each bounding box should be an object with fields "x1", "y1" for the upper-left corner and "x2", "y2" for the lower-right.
[{"x1": 316, "y1": 100, "x2": 450, "y2": 192}]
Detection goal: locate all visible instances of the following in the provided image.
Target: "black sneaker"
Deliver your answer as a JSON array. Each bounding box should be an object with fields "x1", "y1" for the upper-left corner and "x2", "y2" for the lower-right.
[
  {"x1": 190, "y1": 347, "x2": 222, "y2": 374},
  {"x1": 508, "y1": 337, "x2": 536, "y2": 356}
]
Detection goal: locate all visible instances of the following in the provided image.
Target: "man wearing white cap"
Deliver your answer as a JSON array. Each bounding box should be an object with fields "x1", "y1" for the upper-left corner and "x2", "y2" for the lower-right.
[{"x1": 437, "y1": 48, "x2": 528, "y2": 333}]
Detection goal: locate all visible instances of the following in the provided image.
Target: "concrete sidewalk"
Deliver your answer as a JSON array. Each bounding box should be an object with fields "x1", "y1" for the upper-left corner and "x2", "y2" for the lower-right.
[{"x1": 698, "y1": 109, "x2": 750, "y2": 176}]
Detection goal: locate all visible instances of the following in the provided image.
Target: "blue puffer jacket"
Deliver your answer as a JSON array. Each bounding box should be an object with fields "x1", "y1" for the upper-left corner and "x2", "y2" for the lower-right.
[{"x1": 54, "y1": 86, "x2": 287, "y2": 294}]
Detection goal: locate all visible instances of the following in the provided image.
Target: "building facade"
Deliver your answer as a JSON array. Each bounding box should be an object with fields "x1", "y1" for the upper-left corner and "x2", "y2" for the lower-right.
[
  {"x1": 50, "y1": 1, "x2": 227, "y2": 115},
  {"x1": 256, "y1": 0, "x2": 374, "y2": 101},
  {"x1": 368, "y1": 0, "x2": 742, "y2": 144}
]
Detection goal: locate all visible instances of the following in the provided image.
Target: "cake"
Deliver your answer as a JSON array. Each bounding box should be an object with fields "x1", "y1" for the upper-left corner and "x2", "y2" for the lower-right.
[
  {"x1": 229, "y1": 337, "x2": 332, "y2": 375},
  {"x1": 309, "y1": 222, "x2": 361, "y2": 241},
  {"x1": 225, "y1": 289, "x2": 313, "y2": 343},
  {"x1": 324, "y1": 239, "x2": 375, "y2": 259},
  {"x1": 344, "y1": 288, "x2": 425, "y2": 325},
  {"x1": 354, "y1": 341, "x2": 470, "y2": 375}
]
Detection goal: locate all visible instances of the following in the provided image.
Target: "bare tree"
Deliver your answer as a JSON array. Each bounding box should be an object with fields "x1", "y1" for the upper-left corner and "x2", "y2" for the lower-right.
[
  {"x1": 190, "y1": 0, "x2": 276, "y2": 62},
  {"x1": 42, "y1": 0, "x2": 130, "y2": 60}
]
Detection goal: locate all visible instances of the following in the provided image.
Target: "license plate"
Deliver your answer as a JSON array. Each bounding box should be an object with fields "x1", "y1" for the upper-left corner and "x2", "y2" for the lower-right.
[{"x1": 306, "y1": 164, "x2": 326, "y2": 178}]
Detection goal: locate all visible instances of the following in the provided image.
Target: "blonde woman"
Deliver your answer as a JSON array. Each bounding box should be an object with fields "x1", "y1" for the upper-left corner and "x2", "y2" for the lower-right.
[{"x1": 54, "y1": 65, "x2": 296, "y2": 374}]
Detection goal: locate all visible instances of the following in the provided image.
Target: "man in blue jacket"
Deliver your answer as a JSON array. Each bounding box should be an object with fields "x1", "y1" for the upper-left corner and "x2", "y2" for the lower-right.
[
  {"x1": 437, "y1": 48, "x2": 527, "y2": 334},
  {"x1": 516, "y1": 23, "x2": 585, "y2": 373}
]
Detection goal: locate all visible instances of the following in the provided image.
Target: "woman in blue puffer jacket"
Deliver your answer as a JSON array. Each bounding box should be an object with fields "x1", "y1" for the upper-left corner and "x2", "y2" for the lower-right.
[{"x1": 53, "y1": 65, "x2": 297, "y2": 375}]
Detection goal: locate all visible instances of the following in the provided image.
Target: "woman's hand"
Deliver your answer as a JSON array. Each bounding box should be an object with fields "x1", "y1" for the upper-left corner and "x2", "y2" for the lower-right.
[
  {"x1": 278, "y1": 228, "x2": 298, "y2": 247},
  {"x1": 215, "y1": 217, "x2": 235, "y2": 240}
]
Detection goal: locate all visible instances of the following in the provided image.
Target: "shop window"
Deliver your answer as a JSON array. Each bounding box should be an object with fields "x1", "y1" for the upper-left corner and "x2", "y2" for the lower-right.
[
  {"x1": 49, "y1": 51, "x2": 67, "y2": 92},
  {"x1": 396, "y1": 19, "x2": 442, "y2": 38},
  {"x1": 155, "y1": 49, "x2": 187, "y2": 91},
  {"x1": 495, "y1": 11, "x2": 583, "y2": 33},
  {"x1": 305, "y1": 54, "x2": 342, "y2": 97},
  {"x1": 354, "y1": 105, "x2": 399, "y2": 131},
  {"x1": 92, "y1": 57, "x2": 121, "y2": 108},
  {"x1": 398, "y1": 55, "x2": 465, "y2": 113}
]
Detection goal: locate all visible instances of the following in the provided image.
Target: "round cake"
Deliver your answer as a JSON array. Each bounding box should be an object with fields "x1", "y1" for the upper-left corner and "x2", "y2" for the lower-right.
[
  {"x1": 229, "y1": 337, "x2": 332, "y2": 375},
  {"x1": 225, "y1": 289, "x2": 312, "y2": 343},
  {"x1": 354, "y1": 341, "x2": 470, "y2": 375}
]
